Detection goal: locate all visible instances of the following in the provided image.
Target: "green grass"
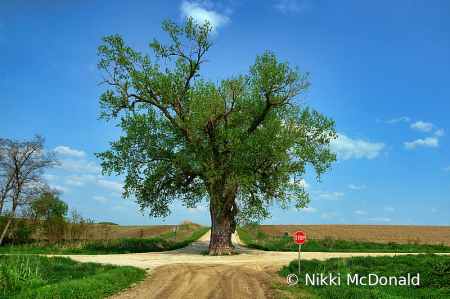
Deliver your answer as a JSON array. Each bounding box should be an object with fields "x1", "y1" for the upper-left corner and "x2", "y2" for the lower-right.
[
  {"x1": 236, "y1": 225, "x2": 450, "y2": 253},
  {"x1": 0, "y1": 226, "x2": 210, "y2": 255},
  {"x1": 276, "y1": 254, "x2": 450, "y2": 298},
  {"x1": 0, "y1": 252, "x2": 146, "y2": 298}
]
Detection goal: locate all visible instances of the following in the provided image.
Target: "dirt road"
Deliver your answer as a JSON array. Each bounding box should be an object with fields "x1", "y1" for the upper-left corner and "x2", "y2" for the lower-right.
[{"x1": 49, "y1": 231, "x2": 449, "y2": 299}]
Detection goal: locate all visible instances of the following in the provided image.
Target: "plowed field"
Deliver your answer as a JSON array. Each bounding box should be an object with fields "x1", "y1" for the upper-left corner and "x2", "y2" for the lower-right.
[{"x1": 260, "y1": 225, "x2": 450, "y2": 246}]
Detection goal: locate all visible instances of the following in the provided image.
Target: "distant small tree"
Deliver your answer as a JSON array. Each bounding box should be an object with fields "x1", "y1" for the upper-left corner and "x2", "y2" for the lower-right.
[
  {"x1": 31, "y1": 192, "x2": 68, "y2": 221},
  {"x1": 69, "y1": 208, "x2": 83, "y2": 224},
  {"x1": 31, "y1": 195, "x2": 69, "y2": 243},
  {"x1": 0, "y1": 134, "x2": 61, "y2": 246}
]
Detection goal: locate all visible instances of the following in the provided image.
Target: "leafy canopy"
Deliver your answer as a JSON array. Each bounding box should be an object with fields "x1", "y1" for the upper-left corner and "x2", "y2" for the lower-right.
[
  {"x1": 31, "y1": 193, "x2": 68, "y2": 220},
  {"x1": 94, "y1": 18, "x2": 337, "y2": 222}
]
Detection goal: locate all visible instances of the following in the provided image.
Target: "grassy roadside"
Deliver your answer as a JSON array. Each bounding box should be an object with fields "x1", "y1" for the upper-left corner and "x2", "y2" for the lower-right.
[
  {"x1": 0, "y1": 226, "x2": 210, "y2": 255},
  {"x1": 0, "y1": 253, "x2": 146, "y2": 299},
  {"x1": 236, "y1": 225, "x2": 450, "y2": 253},
  {"x1": 273, "y1": 254, "x2": 450, "y2": 299}
]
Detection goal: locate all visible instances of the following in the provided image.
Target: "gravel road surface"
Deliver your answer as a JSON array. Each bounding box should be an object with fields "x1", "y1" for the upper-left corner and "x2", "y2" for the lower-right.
[{"x1": 47, "y1": 230, "x2": 449, "y2": 299}]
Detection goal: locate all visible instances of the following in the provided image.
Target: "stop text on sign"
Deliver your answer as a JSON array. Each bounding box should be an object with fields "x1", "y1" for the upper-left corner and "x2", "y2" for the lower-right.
[{"x1": 294, "y1": 231, "x2": 306, "y2": 244}]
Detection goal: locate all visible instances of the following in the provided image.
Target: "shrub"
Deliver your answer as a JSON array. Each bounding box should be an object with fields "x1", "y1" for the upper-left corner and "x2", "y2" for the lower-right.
[
  {"x1": 0, "y1": 216, "x2": 36, "y2": 245},
  {"x1": 41, "y1": 216, "x2": 68, "y2": 244}
]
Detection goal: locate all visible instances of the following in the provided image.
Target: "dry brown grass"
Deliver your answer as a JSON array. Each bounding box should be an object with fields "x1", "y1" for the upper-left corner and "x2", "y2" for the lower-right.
[
  {"x1": 29, "y1": 220, "x2": 206, "y2": 242},
  {"x1": 32, "y1": 224, "x2": 183, "y2": 241}
]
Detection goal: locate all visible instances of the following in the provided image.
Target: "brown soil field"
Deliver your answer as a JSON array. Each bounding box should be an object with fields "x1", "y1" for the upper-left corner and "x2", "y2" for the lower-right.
[{"x1": 261, "y1": 225, "x2": 450, "y2": 246}]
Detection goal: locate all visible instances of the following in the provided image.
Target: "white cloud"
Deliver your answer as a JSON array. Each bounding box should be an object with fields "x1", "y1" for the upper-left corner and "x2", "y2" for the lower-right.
[
  {"x1": 368, "y1": 218, "x2": 391, "y2": 222},
  {"x1": 385, "y1": 116, "x2": 410, "y2": 123},
  {"x1": 293, "y1": 206, "x2": 317, "y2": 212},
  {"x1": 88, "y1": 65, "x2": 95, "y2": 71},
  {"x1": 111, "y1": 206, "x2": 126, "y2": 211},
  {"x1": 44, "y1": 174, "x2": 58, "y2": 181},
  {"x1": 411, "y1": 121, "x2": 435, "y2": 132},
  {"x1": 54, "y1": 146, "x2": 87, "y2": 158},
  {"x1": 355, "y1": 211, "x2": 367, "y2": 215},
  {"x1": 303, "y1": 207, "x2": 316, "y2": 212},
  {"x1": 96, "y1": 180, "x2": 124, "y2": 192},
  {"x1": 58, "y1": 158, "x2": 102, "y2": 173},
  {"x1": 433, "y1": 129, "x2": 446, "y2": 137},
  {"x1": 110, "y1": 192, "x2": 122, "y2": 197},
  {"x1": 123, "y1": 200, "x2": 137, "y2": 206},
  {"x1": 50, "y1": 184, "x2": 72, "y2": 194},
  {"x1": 310, "y1": 190, "x2": 322, "y2": 193},
  {"x1": 93, "y1": 196, "x2": 107, "y2": 203},
  {"x1": 382, "y1": 207, "x2": 395, "y2": 211},
  {"x1": 66, "y1": 180, "x2": 85, "y2": 186},
  {"x1": 187, "y1": 205, "x2": 209, "y2": 213},
  {"x1": 66, "y1": 174, "x2": 96, "y2": 181},
  {"x1": 329, "y1": 133, "x2": 386, "y2": 160},
  {"x1": 442, "y1": 166, "x2": 450, "y2": 171},
  {"x1": 274, "y1": 0, "x2": 313, "y2": 13},
  {"x1": 321, "y1": 212, "x2": 341, "y2": 218},
  {"x1": 318, "y1": 192, "x2": 344, "y2": 200},
  {"x1": 290, "y1": 178, "x2": 310, "y2": 188},
  {"x1": 64, "y1": 174, "x2": 96, "y2": 186},
  {"x1": 349, "y1": 185, "x2": 366, "y2": 189},
  {"x1": 429, "y1": 208, "x2": 436, "y2": 212},
  {"x1": 180, "y1": 0, "x2": 231, "y2": 35},
  {"x1": 404, "y1": 137, "x2": 438, "y2": 149},
  {"x1": 84, "y1": 174, "x2": 96, "y2": 181}
]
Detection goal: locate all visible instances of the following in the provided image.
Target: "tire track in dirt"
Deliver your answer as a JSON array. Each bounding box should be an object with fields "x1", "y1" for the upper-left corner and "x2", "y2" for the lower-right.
[
  {"x1": 112, "y1": 263, "x2": 283, "y2": 299},
  {"x1": 48, "y1": 230, "x2": 450, "y2": 299}
]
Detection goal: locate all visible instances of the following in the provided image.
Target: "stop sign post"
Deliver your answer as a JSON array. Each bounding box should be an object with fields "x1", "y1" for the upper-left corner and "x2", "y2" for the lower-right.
[{"x1": 294, "y1": 232, "x2": 306, "y2": 275}]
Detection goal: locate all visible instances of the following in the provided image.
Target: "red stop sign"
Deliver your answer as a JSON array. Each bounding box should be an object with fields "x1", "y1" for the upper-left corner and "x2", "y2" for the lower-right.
[{"x1": 294, "y1": 231, "x2": 306, "y2": 244}]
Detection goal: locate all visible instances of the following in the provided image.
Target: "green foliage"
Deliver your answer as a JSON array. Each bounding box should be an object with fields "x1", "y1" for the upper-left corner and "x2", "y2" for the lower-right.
[
  {"x1": 0, "y1": 253, "x2": 45, "y2": 293},
  {"x1": 94, "y1": 17, "x2": 337, "y2": 225},
  {"x1": 277, "y1": 254, "x2": 450, "y2": 298},
  {"x1": 31, "y1": 193, "x2": 68, "y2": 221},
  {"x1": 407, "y1": 236, "x2": 422, "y2": 245},
  {"x1": 0, "y1": 216, "x2": 36, "y2": 245},
  {"x1": 0, "y1": 253, "x2": 146, "y2": 298},
  {"x1": 98, "y1": 222, "x2": 118, "y2": 225}
]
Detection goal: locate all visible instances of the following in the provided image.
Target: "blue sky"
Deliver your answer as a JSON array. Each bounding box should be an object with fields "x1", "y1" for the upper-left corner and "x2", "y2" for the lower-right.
[{"x1": 1, "y1": 0, "x2": 449, "y2": 226}]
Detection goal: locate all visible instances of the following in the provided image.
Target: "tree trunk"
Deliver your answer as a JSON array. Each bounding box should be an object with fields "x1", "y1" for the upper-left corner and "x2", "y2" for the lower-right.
[
  {"x1": 0, "y1": 205, "x2": 16, "y2": 246},
  {"x1": 206, "y1": 177, "x2": 239, "y2": 255},
  {"x1": 209, "y1": 208, "x2": 235, "y2": 255}
]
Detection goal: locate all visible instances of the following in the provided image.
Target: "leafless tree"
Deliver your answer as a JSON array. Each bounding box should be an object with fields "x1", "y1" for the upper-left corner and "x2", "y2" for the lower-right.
[{"x1": 0, "y1": 134, "x2": 61, "y2": 246}]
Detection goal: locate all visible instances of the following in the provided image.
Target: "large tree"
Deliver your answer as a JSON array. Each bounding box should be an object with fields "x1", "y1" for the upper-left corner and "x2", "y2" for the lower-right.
[
  {"x1": 94, "y1": 18, "x2": 337, "y2": 254},
  {"x1": 0, "y1": 134, "x2": 61, "y2": 246}
]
